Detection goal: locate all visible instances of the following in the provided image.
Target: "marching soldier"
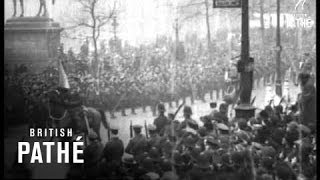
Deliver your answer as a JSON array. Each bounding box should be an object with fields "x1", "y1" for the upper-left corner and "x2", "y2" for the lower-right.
[
  {"x1": 101, "y1": 125, "x2": 124, "y2": 178},
  {"x1": 180, "y1": 106, "x2": 199, "y2": 130},
  {"x1": 212, "y1": 103, "x2": 229, "y2": 125},
  {"x1": 102, "y1": 125, "x2": 124, "y2": 164},
  {"x1": 83, "y1": 131, "x2": 104, "y2": 179},
  {"x1": 125, "y1": 124, "x2": 148, "y2": 161},
  {"x1": 163, "y1": 113, "x2": 180, "y2": 139},
  {"x1": 297, "y1": 73, "x2": 316, "y2": 130},
  {"x1": 147, "y1": 124, "x2": 162, "y2": 150},
  {"x1": 209, "y1": 102, "x2": 218, "y2": 117},
  {"x1": 153, "y1": 103, "x2": 169, "y2": 136}
]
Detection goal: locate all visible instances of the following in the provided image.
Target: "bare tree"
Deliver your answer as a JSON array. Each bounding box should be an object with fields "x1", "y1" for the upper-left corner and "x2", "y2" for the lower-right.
[
  {"x1": 204, "y1": 0, "x2": 212, "y2": 61},
  {"x1": 74, "y1": 0, "x2": 117, "y2": 77},
  {"x1": 260, "y1": 0, "x2": 265, "y2": 53},
  {"x1": 177, "y1": 0, "x2": 212, "y2": 61}
]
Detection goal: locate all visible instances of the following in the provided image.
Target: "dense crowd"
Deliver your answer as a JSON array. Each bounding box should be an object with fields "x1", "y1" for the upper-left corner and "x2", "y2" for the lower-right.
[
  {"x1": 5, "y1": 34, "x2": 305, "y2": 126},
  {"x1": 6, "y1": 82, "x2": 317, "y2": 180},
  {"x1": 65, "y1": 74, "x2": 316, "y2": 180},
  {"x1": 4, "y1": 26, "x2": 316, "y2": 179}
]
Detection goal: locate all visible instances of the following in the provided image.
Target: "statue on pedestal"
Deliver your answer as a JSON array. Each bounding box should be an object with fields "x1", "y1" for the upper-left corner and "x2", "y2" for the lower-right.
[
  {"x1": 12, "y1": 0, "x2": 55, "y2": 17},
  {"x1": 12, "y1": 0, "x2": 24, "y2": 17}
]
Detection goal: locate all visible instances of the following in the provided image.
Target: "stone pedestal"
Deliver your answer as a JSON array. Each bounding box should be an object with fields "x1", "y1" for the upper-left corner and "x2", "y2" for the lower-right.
[{"x1": 4, "y1": 17, "x2": 63, "y2": 73}]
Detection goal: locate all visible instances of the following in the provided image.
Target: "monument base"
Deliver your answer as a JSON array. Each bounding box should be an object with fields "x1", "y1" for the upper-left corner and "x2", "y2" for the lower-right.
[
  {"x1": 4, "y1": 17, "x2": 63, "y2": 73},
  {"x1": 234, "y1": 103, "x2": 256, "y2": 120}
]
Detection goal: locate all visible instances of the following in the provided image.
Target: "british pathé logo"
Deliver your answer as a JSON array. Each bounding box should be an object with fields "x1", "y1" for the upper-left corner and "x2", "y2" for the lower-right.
[
  {"x1": 295, "y1": 0, "x2": 307, "y2": 11},
  {"x1": 293, "y1": 0, "x2": 313, "y2": 28}
]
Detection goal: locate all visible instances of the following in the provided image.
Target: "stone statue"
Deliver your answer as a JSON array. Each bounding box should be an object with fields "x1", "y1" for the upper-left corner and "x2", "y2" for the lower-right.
[
  {"x1": 37, "y1": 0, "x2": 55, "y2": 17},
  {"x1": 12, "y1": 0, "x2": 24, "y2": 17},
  {"x1": 12, "y1": 0, "x2": 55, "y2": 18}
]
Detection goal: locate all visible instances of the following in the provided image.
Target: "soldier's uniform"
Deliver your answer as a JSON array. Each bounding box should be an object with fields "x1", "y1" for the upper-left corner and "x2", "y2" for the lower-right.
[
  {"x1": 84, "y1": 131, "x2": 104, "y2": 178},
  {"x1": 102, "y1": 125, "x2": 124, "y2": 163},
  {"x1": 188, "y1": 152, "x2": 215, "y2": 180},
  {"x1": 101, "y1": 125, "x2": 124, "y2": 178},
  {"x1": 180, "y1": 106, "x2": 199, "y2": 131},
  {"x1": 298, "y1": 75, "x2": 316, "y2": 130},
  {"x1": 153, "y1": 104, "x2": 168, "y2": 136},
  {"x1": 147, "y1": 124, "x2": 162, "y2": 150},
  {"x1": 125, "y1": 125, "x2": 148, "y2": 161},
  {"x1": 213, "y1": 104, "x2": 229, "y2": 125}
]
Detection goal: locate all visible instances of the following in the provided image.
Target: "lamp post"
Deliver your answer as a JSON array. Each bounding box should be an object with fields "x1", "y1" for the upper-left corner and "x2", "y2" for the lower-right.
[
  {"x1": 234, "y1": 0, "x2": 256, "y2": 119},
  {"x1": 275, "y1": 0, "x2": 282, "y2": 96}
]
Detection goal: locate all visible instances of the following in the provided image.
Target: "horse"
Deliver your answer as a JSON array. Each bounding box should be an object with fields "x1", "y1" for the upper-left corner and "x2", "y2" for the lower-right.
[
  {"x1": 12, "y1": 0, "x2": 55, "y2": 17},
  {"x1": 44, "y1": 89, "x2": 110, "y2": 143}
]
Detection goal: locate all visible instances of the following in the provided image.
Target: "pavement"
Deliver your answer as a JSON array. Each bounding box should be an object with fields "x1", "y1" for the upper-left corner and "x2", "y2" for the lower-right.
[{"x1": 4, "y1": 77, "x2": 300, "y2": 179}]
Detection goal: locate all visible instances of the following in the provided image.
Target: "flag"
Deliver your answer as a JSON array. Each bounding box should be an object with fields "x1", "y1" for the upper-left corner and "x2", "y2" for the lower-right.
[{"x1": 58, "y1": 59, "x2": 70, "y2": 89}]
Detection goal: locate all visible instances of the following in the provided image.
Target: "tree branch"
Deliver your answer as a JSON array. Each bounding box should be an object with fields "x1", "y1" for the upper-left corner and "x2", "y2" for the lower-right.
[{"x1": 78, "y1": 22, "x2": 94, "y2": 28}]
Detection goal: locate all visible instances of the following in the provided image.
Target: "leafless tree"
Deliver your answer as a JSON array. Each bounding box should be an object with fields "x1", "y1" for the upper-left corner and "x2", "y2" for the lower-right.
[
  {"x1": 177, "y1": 0, "x2": 212, "y2": 61},
  {"x1": 73, "y1": 0, "x2": 117, "y2": 77}
]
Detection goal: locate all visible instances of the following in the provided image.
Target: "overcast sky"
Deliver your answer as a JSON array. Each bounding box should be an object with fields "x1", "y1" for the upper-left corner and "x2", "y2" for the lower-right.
[
  {"x1": 4, "y1": 0, "x2": 315, "y2": 50},
  {"x1": 4, "y1": 0, "x2": 197, "y2": 46}
]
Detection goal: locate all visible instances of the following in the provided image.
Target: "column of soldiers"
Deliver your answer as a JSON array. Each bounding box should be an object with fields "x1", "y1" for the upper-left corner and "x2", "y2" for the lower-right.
[
  {"x1": 71, "y1": 56, "x2": 315, "y2": 179},
  {"x1": 70, "y1": 91, "x2": 316, "y2": 179}
]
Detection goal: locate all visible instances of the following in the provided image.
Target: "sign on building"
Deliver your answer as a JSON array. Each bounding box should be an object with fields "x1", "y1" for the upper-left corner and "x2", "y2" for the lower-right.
[{"x1": 213, "y1": 0, "x2": 241, "y2": 8}]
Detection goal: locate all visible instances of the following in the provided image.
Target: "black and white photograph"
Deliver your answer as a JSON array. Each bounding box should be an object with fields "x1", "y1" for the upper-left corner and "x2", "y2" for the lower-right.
[{"x1": 4, "y1": 0, "x2": 316, "y2": 179}]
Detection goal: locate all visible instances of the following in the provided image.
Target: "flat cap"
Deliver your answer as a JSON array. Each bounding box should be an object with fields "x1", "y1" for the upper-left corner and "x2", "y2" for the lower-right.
[
  {"x1": 261, "y1": 146, "x2": 276, "y2": 158},
  {"x1": 206, "y1": 136, "x2": 220, "y2": 147},
  {"x1": 122, "y1": 157, "x2": 137, "y2": 165},
  {"x1": 132, "y1": 124, "x2": 143, "y2": 129},
  {"x1": 148, "y1": 124, "x2": 157, "y2": 131},
  {"x1": 145, "y1": 172, "x2": 160, "y2": 180},
  {"x1": 217, "y1": 123, "x2": 229, "y2": 131},
  {"x1": 109, "y1": 124, "x2": 120, "y2": 130},
  {"x1": 298, "y1": 124, "x2": 311, "y2": 134},
  {"x1": 287, "y1": 121, "x2": 299, "y2": 130}
]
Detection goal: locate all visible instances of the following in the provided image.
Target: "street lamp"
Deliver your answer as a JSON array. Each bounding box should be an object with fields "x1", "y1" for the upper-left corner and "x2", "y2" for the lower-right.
[
  {"x1": 275, "y1": 0, "x2": 282, "y2": 96},
  {"x1": 234, "y1": 0, "x2": 256, "y2": 120}
]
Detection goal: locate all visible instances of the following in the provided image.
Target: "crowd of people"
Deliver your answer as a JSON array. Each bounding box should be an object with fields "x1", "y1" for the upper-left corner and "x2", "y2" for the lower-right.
[
  {"x1": 66, "y1": 72, "x2": 316, "y2": 179},
  {"x1": 5, "y1": 33, "x2": 304, "y2": 127},
  {"x1": 4, "y1": 26, "x2": 316, "y2": 179}
]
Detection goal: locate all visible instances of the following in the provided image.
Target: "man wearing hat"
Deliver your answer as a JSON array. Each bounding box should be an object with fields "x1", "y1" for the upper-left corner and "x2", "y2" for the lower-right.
[
  {"x1": 160, "y1": 158, "x2": 179, "y2": 180},
  {"x1": 125, "y1": 124, "x2": 148, "y2": 161},
  {"x1": 275, "y1": 162, "x2": 296, "y2": 180},
  {"x1": 147, "y1": 124, "x2": 162, "y2": 150},
  {"x1": 102, "y1": 124, "x2": 124, "y2": 166},
  {"x1": 209, "y1": 102, "x2": 218, "y2": 117},
  {"x1": 180, "y1": 106, "x2": 199, "y2": 131},
  {"x1": 162, "y1": 113, "x2": 177, "y2": 138},
  {"x1": 153, "y1": 103, "x2": 169, "y2": 136},
  {"x1": 297, "y1": 72, "x2": 316, "y2": 131},
  {"x1": 188, "y1": 152, "x2": 214, "y2": 180},
  {"x1": 83, "y1": 131, "x2": 104, "y2": 179},
  {"x1": 200, "y1": 116, "x2": 216, "y2": 137},
  {"x1": 161, "y1": 139, "x2": 175, "y2": 158},
  {"x1": 216, "y1": 123, "x2": 232, "y2": 150},
  {"x1": 137, "y1": 157, "x2": 160, "y2": 179},
  {"x1": 212, "y1": 103, "x2": 229, "y2": 125},
  {"x1": 217, "y1": 123, "x2": 229, "y2": 134}
]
